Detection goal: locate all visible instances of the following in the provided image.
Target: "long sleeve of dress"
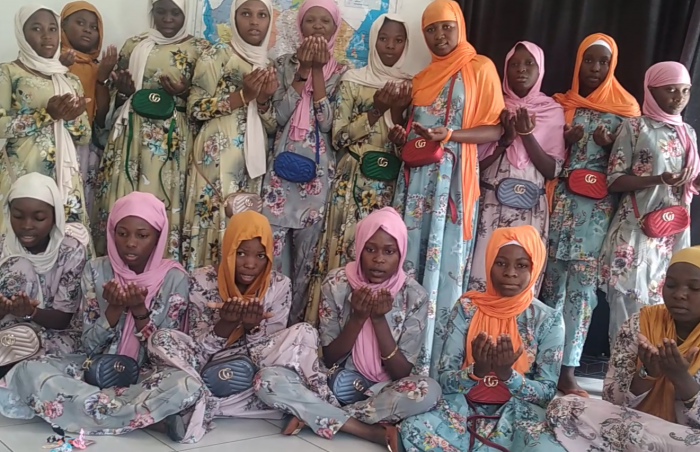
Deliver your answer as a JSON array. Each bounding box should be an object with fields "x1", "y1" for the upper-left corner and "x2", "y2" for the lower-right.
[
  {"x1": 332, "y1": 81, "x2": 372, "y2": 150},
  {"x1": 0, "y1": 64, "x2": 56, "y2": 140},
  {"x1": 608, "y1": 118, "x2": 637, "y2": 185},
  {"x1": 246, "y1": 274, "x2": 291, "y2": 343},
  {"x1": 187, "y1": 46, "x2": 235, "y2": 122},
  {"x1": 437, "y1": 301, "x2": 480, "y2": 395},
  {"x1": 603, "y1": 314, "x2": 644, "y2": 406},
  {"x1": 318, "y1": 271, "x2": 344, "y2": 348},
  {"x1": 397, "y1": 282, "x2": 430, "y2": 369},
  {"x1": 64, "y1": 73, "x2": 91, "y2": 145},
  {"x1": 188, "y1": 268, "x2": 229, "y2": 357},
  {"x1": 80, "y1": 263, "x2": 115, "y2": 355},
  {"x1": 52, "y1": 241, "x2": 87, "y2": 314},
  {"x1": 314, "y1": 95, "x2": 334, "y2": 134}
]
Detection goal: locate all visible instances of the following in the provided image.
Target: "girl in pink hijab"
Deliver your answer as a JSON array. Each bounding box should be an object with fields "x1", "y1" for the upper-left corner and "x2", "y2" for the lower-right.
[
  {"x1": 255, "y1": 208, "x2": 440, "y2": 450},
  {"x1": 261, "y1": 0, "x2": 347, "y2": 325},
  {"x1": 470, "y1": 42, "x2": 566, "y2": 293},
  {"x1": 601, "y1": 61, "x2": 698, "y2": 347}
]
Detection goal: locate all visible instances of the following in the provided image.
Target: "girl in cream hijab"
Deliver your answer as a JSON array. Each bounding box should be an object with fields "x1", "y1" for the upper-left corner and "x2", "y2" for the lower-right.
[
  {"x1": 94, "y1": 0, "x2": 211, "y2": 262},
  {"x1": 183, "y1": 0, "x2": 278, "y2": 272}
]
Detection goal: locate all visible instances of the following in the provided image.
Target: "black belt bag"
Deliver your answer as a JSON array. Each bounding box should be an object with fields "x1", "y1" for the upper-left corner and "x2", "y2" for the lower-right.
[
  {"x1": 327, "y1": 355, "x2": 376, "y2": 406},
  {"x1": 83, "y1": 354, "x2": 139, "y2": 389},
  {"x1": 201, "y1": 352, "x2": 257, "y2": 398},
  {"x1": 482, "y1": 178, "x2": 544, "y2": 210}
]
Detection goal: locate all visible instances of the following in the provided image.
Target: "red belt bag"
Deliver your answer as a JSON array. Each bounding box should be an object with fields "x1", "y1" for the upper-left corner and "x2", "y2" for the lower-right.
[
  {"x1": 465, "y1": 373, "x2": 512, "y2": 452},
  {"x1": 631, "y1": 193, "x2": 689, "y2": 238},
  {"x1": 401, "y1": 75, "x2": 457, "y2": 168},
  {"x1": 564, "y1": 168, "x2": 608, "y2": 199}
]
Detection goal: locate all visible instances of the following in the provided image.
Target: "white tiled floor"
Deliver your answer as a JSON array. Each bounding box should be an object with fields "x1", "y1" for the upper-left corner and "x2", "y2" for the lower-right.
[{"x1": 0, "y1": 377, "x2": 604, "y2": 452}]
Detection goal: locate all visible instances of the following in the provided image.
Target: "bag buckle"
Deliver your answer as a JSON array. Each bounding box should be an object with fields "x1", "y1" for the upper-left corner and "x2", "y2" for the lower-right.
[
  {"x1": 328, "y1": 363, "x2": 339, "y2": 375},
  {"x1": 352, "y1": 379, "x2": 365, "y2": 392},
  {"x1": 81, "y1": 358, "x2": 93, "y2": 370}
]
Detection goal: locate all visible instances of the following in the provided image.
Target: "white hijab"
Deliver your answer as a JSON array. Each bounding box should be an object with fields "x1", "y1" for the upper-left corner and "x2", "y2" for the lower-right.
[
  {"x1": 230, "y1": 0, "x2": 273, "y2": 179},
  {"x1": 2, "y1": 173, "x2": 65, "y2": 277},
  {"x1": 341, "y1": 14, "x2": 412, "y2": 128},
  {"x1": 112, "y1": 0, "x2": 192, "y2": 139},
  {"x1": 15, "y1": 6, "x2": 79, "y2": 204}
]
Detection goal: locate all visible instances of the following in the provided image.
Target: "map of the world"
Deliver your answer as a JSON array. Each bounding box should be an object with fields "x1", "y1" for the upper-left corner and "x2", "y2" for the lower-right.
[{"x1": 194, "y1": 0, "x2": 398, "y2": 68}]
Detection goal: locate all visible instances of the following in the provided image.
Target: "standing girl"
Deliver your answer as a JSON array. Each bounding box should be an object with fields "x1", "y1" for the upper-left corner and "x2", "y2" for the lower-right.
[
  {"x1": 542, "y1": 33, "x2": 640, "y2": 396},
  {"x1": 183, "y1": 0, "x2": 278, "y2": 272},
  {"x1": 600, "y1": 61, "x2": 699, "y2": 344},
  {"x1": 469, "y1": 41, "x2": 566, "y2": 292},
  {"x1": 262, "y1": 0, "x2": 346, "y2": 324}
]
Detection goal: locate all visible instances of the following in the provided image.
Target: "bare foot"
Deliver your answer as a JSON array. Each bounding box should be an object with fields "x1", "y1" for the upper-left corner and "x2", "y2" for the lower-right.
[
  {"x1": 557, "y1": 366, "x2": 589, "y2": 397},
  {"x1": 340, "y1": 418, "x2": 388, "y2": 445}
]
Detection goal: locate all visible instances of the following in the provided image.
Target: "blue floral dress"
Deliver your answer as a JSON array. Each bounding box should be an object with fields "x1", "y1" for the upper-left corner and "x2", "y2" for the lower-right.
[
  {"x1": 399, "y1": 298, "x2": 566, "y2": 451},
  {"x1": 540, "y1": 108, "x2": 624, "y2": 367}
]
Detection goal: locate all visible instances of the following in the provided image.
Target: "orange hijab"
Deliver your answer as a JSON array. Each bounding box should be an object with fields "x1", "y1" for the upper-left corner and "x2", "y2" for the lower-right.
[
  {"x1": 412, "y1": 0, "x2": 504, "y2": 240},
  {"x1": 546, "y1": 33, "x2": 641, "y2": 207},
  {"x1": 60, "y1": 1, "x2": 103, "y2": 123},
  {"x1": 461, "y1": 225, "x2": 546, "y2": 375}
]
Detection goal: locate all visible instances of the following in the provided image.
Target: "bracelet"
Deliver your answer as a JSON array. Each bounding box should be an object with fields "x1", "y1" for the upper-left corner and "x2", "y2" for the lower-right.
[
  {"x1": 381, "y1": 344, "x2": 399, "y2": 361},
  {"x1": 684, "y1": 392, "x2": 699, "y2": 407},
  {"x1": 239, "y1": 89, "x2": 248, "y2": 105},
  {"x1": 246, "y1": 325, "x2": 262, "y2": 335},
  {"x1": 517, "y1": 129, "x2": 535, "y2": 136},
  {"x1": 441, "y1": 128, "x2": 454, "y2": 144},
  {"x1": 660, "y1": 174, "x2": 670, "y2": 186},
  {"x1": 131, "y1": 309, "x2": 151, "y2": 321}
]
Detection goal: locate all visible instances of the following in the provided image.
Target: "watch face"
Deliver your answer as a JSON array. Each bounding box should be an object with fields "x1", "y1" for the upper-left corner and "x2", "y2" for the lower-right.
[{"x1": 639, "y1": 366, "x2": 648, "y2": 378}]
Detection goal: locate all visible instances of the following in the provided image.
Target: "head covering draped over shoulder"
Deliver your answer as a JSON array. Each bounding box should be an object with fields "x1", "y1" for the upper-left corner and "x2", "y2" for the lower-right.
[
  {"x1": 345, "y1": 207, "x2": 407, "y2": 383},
  {"x1": 107, "y1": 192, "x2": 185, "y2": 360},
  {"x1": 60, "y1": 1, "x2": 103, "y2": 123},
  {"x1": 461, "y1": 225, "x2": 546, "y2": 376},
  {"x1": 643, "y1": 62, "x2": 698, "y2": 204},
  {"x1": 636, "y1": 246, "x2": 700, "y2": 423},
  {"x1": 15, "y1": 5, "x2": 79, "y2": 203},
  {"x1": 411, "y1": 0, "x2": 504, "y2": 240},
  {"x1": 479, "y1": 41, "x2": 566, "y2": 170},
  {"x1": 2, "y1": 173, "x2": 65, "y2": 279},
  {"x1": 111, "y1": 0, "x2": 193, "y2": 140},
  {"x1": 288, "y1": 0, "x2": 341, "y2": 141},
  {"x1": 230, "y1": 0, "x2": 272, "y2": 179}
]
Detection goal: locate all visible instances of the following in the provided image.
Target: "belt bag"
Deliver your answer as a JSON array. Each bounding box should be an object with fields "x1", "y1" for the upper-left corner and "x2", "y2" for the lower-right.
[
  {"x1": 83, "y1": 354, "x2": 139, "y2": 389},
  {"x1": 274, "y1": 112, "x2": 320, "y2": 183},
  {"x1": 565, "y1": 169, "x2": 608, "y2": 199},
  {"x1": 351, "y1": 149, "x2": 401, "y2": 181},
  {"x1": 327, "y1": 357, "x2": 375, "y2": 406},
  {"x1": 131, "y1": 89, "x2": 175, "y2": 120},
  {"x1": 401, "y1": 75, "x2": 457, "y2": 168},
  {"x1": 632, "y1": 194, "x2": 690, "y2": 238},
  {"x1": 465, "y1": 373, "x2": 512, "y2": 452},
  {"x1": 482, "y1": 178, "x2": 544, "y2": 210},
  {"x1": 0, "y1": 324, "x2": 41, "y2": 367},
  {"x1": 201, "y1": 354, "x2": 257, "y2": 398}
]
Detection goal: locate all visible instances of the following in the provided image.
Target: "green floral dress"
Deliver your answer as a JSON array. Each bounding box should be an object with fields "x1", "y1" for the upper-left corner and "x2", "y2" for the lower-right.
[
  {"x1": 182, "y1": 43, "x2": 276, "y2": 271},
  {"x1": 0, "y1": 62, "x2": 91, "y2": 233},
  {"x1": 93, "y1": 36, "x2": 210, "y2": 261}
]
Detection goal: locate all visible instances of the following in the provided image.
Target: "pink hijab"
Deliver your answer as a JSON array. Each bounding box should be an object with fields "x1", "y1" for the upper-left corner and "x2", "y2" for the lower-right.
[
  {"x1": 107, "y1": 192, "x2": 186, "y2": 360},
  {"x1": 288, "y1": 0, "x2": 341, "y2": 141},
  {"x1": 479, "y1": 41, "x2": 566, "y2": 169},
  {"x1": 643, "y1": 61, "x2": 699, "y2": 204},
  {"x1": 346, "y1": 207, "x2": 407, "y2": 383}
]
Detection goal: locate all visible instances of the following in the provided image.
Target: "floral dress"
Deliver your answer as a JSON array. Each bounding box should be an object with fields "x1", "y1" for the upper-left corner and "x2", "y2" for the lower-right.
[
  {"x1": 0, "y1": 235, "x2": 86, "y2": 355},
  {"x1": 541, "y1": 108, "x2": 624, "y2": 368},
  {"x1": 261, "y1": 54, "x2": 346, "y2": 324},
  {"x1": 93, "y1": 36, "x2": 211, "y2": 261},
  {"x1": 306, "y1": 80, "x2": 402, "y2": 325},
  {"x1": 0, "y1": 257, "x2": 204, "y2": 441},
  {"x1": 0, "y1": 62, "x2": 92, "y2": 234},
  {"x1": 547, "y1": 313, "x2": 700, "y2": 451},
  {"x1": 149, "y1": 268, "x2": 336, "y2": 442},
  {"x1": 392, "y1": 73, "x2": 478, "y2": 374},
  {"x1": 399, "y1": 298, "x2": 566, "y2": 452},
  {"x1": 255, "y1": 267, "x2": 441, "y2": 438},
  {"x1": 182, "y1": 44, "x2": 277, "y2": 272},
  {"x1": 600, "y1": 117, "x2": 695, "y2": 344}
]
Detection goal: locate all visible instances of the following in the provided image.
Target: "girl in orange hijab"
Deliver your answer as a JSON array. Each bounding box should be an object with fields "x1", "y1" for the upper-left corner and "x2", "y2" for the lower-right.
[
  {"x1": 392, "y1": 0, "x2": 505, "y2": 375},
  {"x1": 540, "y1": 33, "x2": 640, "y2": 397},
  {"x1": 399, "y1": 225, "x2": 566, "y2": 452}
]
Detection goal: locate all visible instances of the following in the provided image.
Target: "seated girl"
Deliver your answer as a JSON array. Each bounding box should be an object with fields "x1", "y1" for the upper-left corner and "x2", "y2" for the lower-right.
[
  {"x1": 400, "y1": 225, "x2": 566, "y2": 451},
  {"x1": 548, "y1": 245, "x2": 700, "y2": 451},
  {"x1": 255, "y1": 207, "x2": 441, "y2": 451},
  {"x1": 0, "y1": 173, "x2": 86, "y2": 376},
  {"x1": 0, "y1": 192, "x2": 204, "y2": 443},
  {"x1": 149, "y1": 210, "x2": 336, "y2": 442}
]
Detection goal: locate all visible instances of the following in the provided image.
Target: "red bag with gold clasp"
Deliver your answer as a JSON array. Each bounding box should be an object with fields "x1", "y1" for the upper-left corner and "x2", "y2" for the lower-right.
[{"x1": 464, "y1": 373, "x2": 512, "y2": 452}]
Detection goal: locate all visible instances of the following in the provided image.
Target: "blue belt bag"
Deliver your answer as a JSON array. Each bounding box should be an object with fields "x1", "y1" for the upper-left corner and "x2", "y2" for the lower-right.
[{"x1": 273, "y1": 114, "x2": 320, "y2": 183}]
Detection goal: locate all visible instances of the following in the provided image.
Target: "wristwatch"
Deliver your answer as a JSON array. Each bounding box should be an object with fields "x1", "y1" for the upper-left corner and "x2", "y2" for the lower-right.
[
  {"x1": 131, "y1": 309, "x2": 151, "y2": 321},
  {"x1": 638, "y1": 365, "x2": 653, "y2": 380},
  {"x1": 247, "y1": 325, "x2": 262, "y2": 335}
]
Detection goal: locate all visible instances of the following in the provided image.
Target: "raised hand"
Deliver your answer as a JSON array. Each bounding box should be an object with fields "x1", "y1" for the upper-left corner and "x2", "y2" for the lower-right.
[
  {"x1": 103, "y1": 279, "x2": 124, "y2": 307},
  {"x1": 350, "y1": 286, "x2": 373, "y2": 323},
  {"x1": 563, "y1": 123, "x2": 584, "y2": 146},
  {"x1": 471, "y1": 331, "x2": 493, "y2": 378},
  {"x1": 499, "y1": 109, "x2": 517, "y2": 146},
  {"x1": 160, "y1": 74, "x2": 190, "y2": 96},
  {"x1": 257, "y1": 68, "x2": 279, "y2": 103},
  {"x1": 413, "y1": 122, "x2": 448, "y2": 142},
  {"x1": 370, "y1": 288, "x2": 393, "y2": 320},
  {"x1": 296, "y1": 37, "x2": 315, "y2": 71},
  {"x1": 637, "y1": 333, "x2": 662, "y2": 378},
  {"x1": 373, "y1": 83, "x2": 394, "y2": 113},
  {"x1": 388, "y1": 124, "x2": 407, "y2": 146},
  {"x1": 241, "y1": 68, "x2": 266, "y2": 104},
  {"x1": 514, "y1": 107, "x2": 536, "y2": 135},
  {"x1": 59, "y1": 49, "x2": 76, "y2": 67},
  {"x1": 9, "y1": 291, "x2": 39, "y2": 318},
  {"x1": 491, "y1": 334, "x2": 524, "y2": 381},
  {"x1": 658, "y1": 338, "x2": 699, "y2": 381},
  {"x1": 115, "y1": 70, "x2": 136, "y2": 97},
  {"x1": 592, "y1": 124, "x2": 618, "y2": 147},
  {"x1": 97, "y1": 45, "x2": 119, "y2": 83},
  {"x1": 241, "y1": 297, "x2": 273, "y2": 331},
  {"x1": 122, "y1": 282, "x2": 148, "y2": 309},
  {"x1": 312, "y1": 37, "x2": 329, "y2": 69}
]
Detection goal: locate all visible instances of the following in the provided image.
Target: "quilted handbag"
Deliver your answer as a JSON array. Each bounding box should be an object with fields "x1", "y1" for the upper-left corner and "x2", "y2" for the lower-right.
[
  {"x1": 631, "y1": 194, "x2": 690, "y2": 238},
  {"x1": 482, "y1": 178, "x2": 544, "y2": 210},
  {"x1": 131, "y1": 89, "x2": 175, "y2": 120},
  {"x1": 465, "y1": 373, "x2": 512, "y2": 452},
  {"x1": 274, "y1": 115, "x2": 320, "y2": 183},
  {"x1": 82, "y1": 354, "x2": 139, "y2": 389},
  {"x1": 327, "y1": 358, "x2": 375, "y2": 406},
  {"x1": 0, "y1": 324, "x2": 41, "y2": 367},
  {"x1": 401, "y1": 75, "x2": 456, "y2": 168},
  {"x1": 201, "y1": 355, "x2": 257, "y2": 398},
  {"x1": 351, "y1": 150, "x2": 401, "y2": 181},
  {"x1": 224, "y1": 192, "x2": 263, "y2": 219},
  {"x1": 565, "y1": 169, "x2": 608, "y2": 200}
]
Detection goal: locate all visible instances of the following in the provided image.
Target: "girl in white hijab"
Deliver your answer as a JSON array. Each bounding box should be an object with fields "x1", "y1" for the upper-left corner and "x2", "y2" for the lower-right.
[
  {"x1": 183, "y1": 0, "x2": 278, "y2": 272},
  {"x1": 0, "y1": 173, "x2": 87, "y2": 374},
  {"x1": 305, "y1": 14, "x2": 413, "y2": 325},
  {"x1": 0, "y1": 6, "x2": 92, "y2": 252},
  {"x1": 94, "y1": 0, "x2": 211, "y2": 261}
]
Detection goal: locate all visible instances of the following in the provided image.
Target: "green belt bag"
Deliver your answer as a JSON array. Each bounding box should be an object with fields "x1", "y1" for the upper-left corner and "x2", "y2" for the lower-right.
[{"x1": 350, "y1": 149, "x2": 401, "y2": 182}]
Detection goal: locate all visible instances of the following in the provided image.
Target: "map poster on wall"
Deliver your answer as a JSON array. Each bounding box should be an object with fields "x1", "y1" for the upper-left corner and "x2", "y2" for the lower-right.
[{"x1": 194, "y1": 0, "x2": 399, "y2": 68}]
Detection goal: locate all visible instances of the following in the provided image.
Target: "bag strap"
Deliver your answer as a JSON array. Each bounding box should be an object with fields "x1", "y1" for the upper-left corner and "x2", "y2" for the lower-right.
[
  {"x1": 125, "y1": 111, "x2": 135, "y2": 191},
  {"x1": 405, "y1": 74, "x2": 458, "y2": 134},
  {"x1": 0, "y1": 140, "x2": 16, "y2": 183},
  {"x1": 193, "y1": 158, "x2": 223, "y2": 200},
  {"x1": 314, "y1": 108, "x2": 320, "y2": 165},
  {"x1": 631, "y1": 192, "x2": 641, "y2": 219}
]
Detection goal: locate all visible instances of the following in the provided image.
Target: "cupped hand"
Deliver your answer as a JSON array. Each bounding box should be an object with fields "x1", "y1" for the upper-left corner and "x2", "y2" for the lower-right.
[
  {"x1": 350, "y1": 286, "x2": 373, "y2": 323},
  {"x1": 160, "y1": 74, "x2": 190, "y2": 96},
  {"x1": 122, "y1": 282, "x2": 148, "y2": 308},
  {"x1": 9, "y1": 291, "x2": 39, "y2": 318},
  {"x1": 312, "y1": 37, "x2": 329, "y2": 69},
  {"x1": 241, "y1": 68, "x2": 266, "y2": 104},
  {"x1": 413, "y1": 123, "x2": 448, "y2": 142},
  {"x1": 637, "y1": 333, "x2": 662, "y2": 378},
  {"x1": 103, "y1": 279, "x2": 124, "y2": 307},
  {"x1": 592, "y1": 124, "x2": 618, "y2": 147},
  {"x1": 563, "y1": 123, "x2": 584, "y2": 146},
  {"x1": 491, "y1": 334, "x2": 524, "y2": 381},
  {"x1": 96, "y1": 45, "x2": 119, "y2": 82},
  {"x1": 115, "y1": 70, "x2": 136, "y2": 97},
  {"x1": 296, "y1": 37, "x2": 315, "y2": 70},
  {"x1": 499, "y1": 109, "x2": 517, "y2": 146},
  {"x1": 388, "y1": 124, "x2": 407, "y2": 146},
  {"x1": 471, "y1": 331, "x2": 494, "y2": 378},
  {"x1": 60, "y1": 50, "x2": 75, "y2": 67},
  {"x1": 257, "y1": 68, "x2": 279, "y2": 103},
  {"x1": 514, "y1": 107, "x2": 536, "y2": 135},
  {"x1": 370, "y1": 288, "x2": 393, "y2": 320},
  {"x1": 658, "y1": 338, "x2": 699, "y2": 381}
]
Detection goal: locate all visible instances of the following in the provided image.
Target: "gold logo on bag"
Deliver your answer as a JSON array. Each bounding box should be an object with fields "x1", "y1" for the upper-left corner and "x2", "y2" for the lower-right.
[
  {"x1": 513, "y1": 184, "x2": 526, "y2": 195},
  {"x1": 218, "y1": 368, "x2": 233, "y2": 380},
  {"x1": 0, "y1": 334, "x2": 15, "y2": 347},
  {"x1": 113, "y1": 361, "x2": 126, "y2": 373},
  {"x1": 662, "y1": 212, "x2": 675, "y2": 222},
  {"x1": 483, "y1": 375, "x2": 499, "y2": 388},
  {"x1": 584, "y1": 174, "x2": 597, "y2": 184},
  {"x1": 415, "y1": 139, "x2": 427, "y2": 149},
  {"x1": 149, "y1": 93, "x2": 161, "y2": 103},
  {"x1": 353, "y1": 379, "x2": 365, "y2": 392},
  {"x1": 377, "y1": 157, "x2": 389, "y2": 167}
]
